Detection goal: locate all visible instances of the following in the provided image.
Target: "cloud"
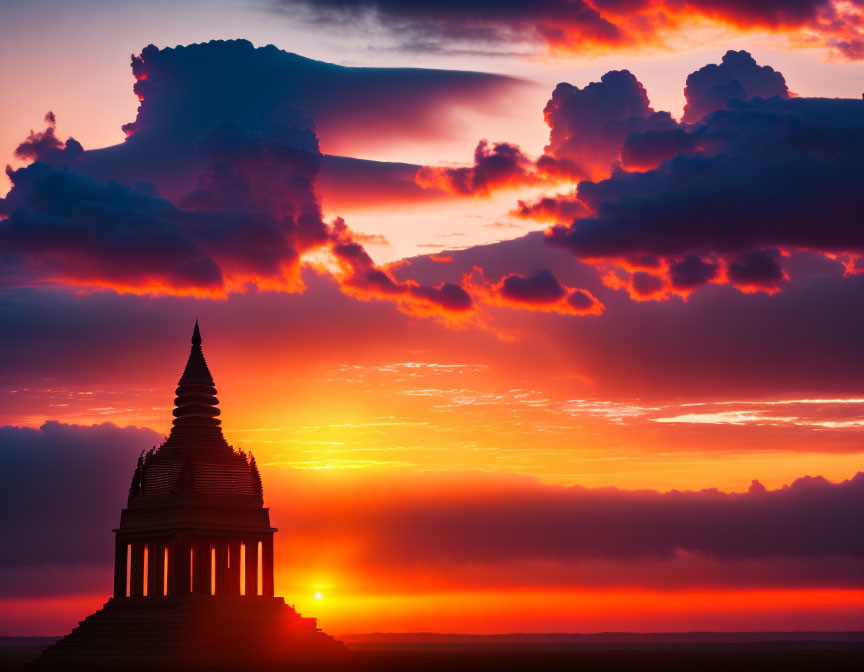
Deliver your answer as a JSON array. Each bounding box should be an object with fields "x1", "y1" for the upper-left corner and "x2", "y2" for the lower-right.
[
  {"x1": 682, "y1": 49, "x2": 791, "y2": 123},
  {"x1": 317, "y1": 470, "x2": 864, "y2": 562},
  {"x1": 120, "y1": 39, "x2": 523, "y2": 170},
  {"x1": 420, "y1": 68, "x2": 677, "y2": 198},
  {"x1": 521, "y1": 51, "x2": 794, "y2": 220},
  {"x1": 546, "y1": 93, "x2": 864, "y2": 298},
  {"x1": 4, "y1": 238, "x2": 864, "y2": 404},
  {"x1": 329, "y1": 218, "x2": 474, "y2": 321},
  {"x1": 14, "y1": 111, "x2": 83, "y2": 164},
  {"x1": 513, "y1": 192, "x2": 588, "y2": 225},
  {"x1": 317, "y1": 155, "x2": 447, "y2": 211},
  {"x1": 3, "y1": 422, "x2": 861, "y2": 597},
  {"x1": 274, "y1": 1, "x2": 864, "y2": 60},
  {"x1": 0, "y1": 163, "x2": 225, "y2": 294},
  {"x1": 668, "y1": 254, "x2": 720, "y2": 291},
  {"x1": 475, "y1": 268, "x2": 604, "y2": 316},
  {"x1": 416, "y1": 140, "x2": 540, "y2": 195},
  {"x1": 0, "y1": 150, "x2": 317, "y2": 297},
  {"x1": 539, "y1": 70, "x2": 677, "y2": 181},
  {"x1": 0, "y1": 422, "x2": 160, "y2": 573},
  {"x1": 37, "y1": 39, "x2": 522, "y2": 206},
  {"x1": 267, "y1": 468, "x2": 864, "y2": 591},
  {"x1": 1, "y1": 41, "x2": 610, "y2": 330},
  {"x1": 727, "y1": 249, "x2": 788, "y2": 293}
]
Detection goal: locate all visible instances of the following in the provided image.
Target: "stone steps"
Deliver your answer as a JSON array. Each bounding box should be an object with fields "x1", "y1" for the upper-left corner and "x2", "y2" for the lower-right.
[{"x1": 37, "y1": 598, "x2": 344, "y2": 666}]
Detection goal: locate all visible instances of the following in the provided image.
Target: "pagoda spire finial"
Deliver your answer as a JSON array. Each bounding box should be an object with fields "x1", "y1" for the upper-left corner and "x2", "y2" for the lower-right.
[{"x1": 172, "y1": 320, "x2": 221, "y2": 432}]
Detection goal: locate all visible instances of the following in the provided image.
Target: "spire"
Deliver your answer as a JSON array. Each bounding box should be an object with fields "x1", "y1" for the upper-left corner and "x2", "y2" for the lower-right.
[{"x1": 172, "y1": 321, "x2": 221, "y2": 432}]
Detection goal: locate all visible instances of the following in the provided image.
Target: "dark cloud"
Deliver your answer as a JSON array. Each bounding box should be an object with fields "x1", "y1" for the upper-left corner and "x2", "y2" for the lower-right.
[
  {"x1": 727, "y1": 248, "x2": 787, "y2": 292},
  {"x1": 399, "y1": 232, "x2": 864, "y2": 397},
  {"x1": 3, "y1": 420, "x2": 861, "y2": 597},
  {"x1": 500, "y1": 269, "x2": 567, "y2": 304},
  {"x1": 0, "y1": 163, "x2": 224, "y2": 292},
  {"x1": 14, "y1": 111, "x2": 83, "y2": 164},
  {"x1": 123, "y1": 39, "x2": 521, "y2": 145},
  {"x1": 620, "y1": 127, "x2": 694, "y2": 171},
  {"x1": 474, "y1": 267, "x2": 604, "y2": 315},
  {"x1": 416, "y1": 140, "x2": 539, "y2": 195},
  {"x1": 683, "y1": 49, "x2": 790, "y2": 123},
  {"x1": 669, "y1": 255, "x2": 720, "y2": 290},
  {"x1": 0, "y1": 422, "x2": 160, "y2": 573},
  {"x1": 630, "y1": 270, "x2": 666, "y2": 298},
  {"x1": 269, "y1": 469, "x2": 864, "y2": 590},
  {"x1": 514, "y1": 192, "x2": 588, "y2": 225},
  {"x1": 539, "y1": 70, "x2": 677, "y2": 181},
  {"x1": 443, "y1": 67, "x2": 679, "y2": 199},
  {"x1": 3, "y1": 237, "x2": 864, "y2": 402},
  {"x1": 0, "y1": 87, "x2": 342, "y2": 297},
  {"x1": 276, "y1": 0, "x2": 622, "y2": 54},
  {"x1": 2, "y1": 83, "x2": 333, "y2": 297},
  {"x1": 0, "y1": 157, "x2": 316, "y2": 295},
  {"x1": 547, "y1": 94, "x2": 864, "y2": 296},
  {"x1": 274, "y1": 1, "x2": 864, "y2": 60},
  {"x1": 4, "y1": 40, "x2": 584, "y2": 326},
  {"x1": 329, "y1": 219, "x2": 474, "y2": 318},
  {"x1": 95, "y1": 40, "x2": 521, "y2": 195},
  {"x1": 23, "y1": 40, "x2": 522, "y2": 209}
]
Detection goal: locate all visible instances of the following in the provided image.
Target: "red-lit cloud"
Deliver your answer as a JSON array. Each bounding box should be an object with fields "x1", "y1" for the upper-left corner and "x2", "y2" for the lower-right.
[
  {"x1": 279, "y1": 1, "x2": 864, "y2": 60},
  {"x1": 415, "y1": 140, "x2": 540, "y2": 196},
  {"x1": 4, "y1": 42, "x2": 864, "y2": 318},
  {"x1": 513, "y1": 192, "x2": 588, "y2": 225},
  {"x1": 538, "y1": 69, "x2": 677, "y2": 182},
  {"x1": 328, "y1": 218, "x2": 475, "y2": 321},
  {"x1": 493, "y1": 52, "x2": 864, "y2": 301},
  {"x1": 469, "y1": 268, "x2": 604, "y2": 316}
]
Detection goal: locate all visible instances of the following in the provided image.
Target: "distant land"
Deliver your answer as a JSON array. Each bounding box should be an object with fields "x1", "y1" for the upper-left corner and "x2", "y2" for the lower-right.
[{"x1": 5, "y1": 633, "x2": 864, "y2": 670}]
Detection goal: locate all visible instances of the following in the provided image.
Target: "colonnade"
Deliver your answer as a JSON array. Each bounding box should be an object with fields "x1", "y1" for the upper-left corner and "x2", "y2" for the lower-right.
[{"x1": 113, "y1": 533, "x2": 274, "y2": 598}]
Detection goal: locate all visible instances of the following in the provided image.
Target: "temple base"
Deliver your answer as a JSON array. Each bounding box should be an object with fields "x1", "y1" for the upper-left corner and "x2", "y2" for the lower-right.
[{"x1": 37, "y1": 596, "x2": 346, "y2": 668}]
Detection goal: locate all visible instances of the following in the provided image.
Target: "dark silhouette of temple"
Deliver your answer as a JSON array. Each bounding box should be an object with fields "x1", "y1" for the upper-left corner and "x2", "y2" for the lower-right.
[{"x1": 39, "y1": 323, "x2": 344, "y2": 667}]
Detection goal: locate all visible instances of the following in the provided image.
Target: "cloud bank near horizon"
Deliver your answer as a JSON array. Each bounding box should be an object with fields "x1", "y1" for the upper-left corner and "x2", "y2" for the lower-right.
[{"x1": 1, "y1": 420, "x2": 860, "y2": 600}]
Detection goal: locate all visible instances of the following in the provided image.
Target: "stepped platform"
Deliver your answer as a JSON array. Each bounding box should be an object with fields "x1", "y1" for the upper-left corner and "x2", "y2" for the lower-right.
[{"x1": 37, "y1": 596, "x2": 346, "y2": 668}]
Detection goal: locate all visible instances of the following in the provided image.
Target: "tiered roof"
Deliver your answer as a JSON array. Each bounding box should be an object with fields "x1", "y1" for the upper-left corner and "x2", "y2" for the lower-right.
[{"x1": 129, "y1": 322, "x2": 262, "y2": 501}]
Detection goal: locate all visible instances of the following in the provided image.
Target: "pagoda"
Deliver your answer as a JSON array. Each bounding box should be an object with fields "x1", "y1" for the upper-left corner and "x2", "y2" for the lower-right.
[{"x1": 39, "y1": 323, "x2": 344, "y2": 667}]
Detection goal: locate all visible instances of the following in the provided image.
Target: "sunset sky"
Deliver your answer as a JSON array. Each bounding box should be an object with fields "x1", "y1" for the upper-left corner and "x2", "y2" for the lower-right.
[{"x1": 1, "y1": 0, "x2": 863, "y2": 637}]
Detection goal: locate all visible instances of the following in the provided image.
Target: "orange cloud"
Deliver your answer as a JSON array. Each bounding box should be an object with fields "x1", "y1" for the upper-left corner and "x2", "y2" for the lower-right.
[
  {"x1": 415, "y1": 140, "x2": 541, "y2": 196},
  {"x1": 328, "y1": 219, "x2": 475, "y2": 323}
]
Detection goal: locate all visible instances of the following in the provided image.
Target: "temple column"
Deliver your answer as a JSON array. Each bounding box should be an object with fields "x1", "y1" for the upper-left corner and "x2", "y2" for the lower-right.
[
  {"x1": 148, "y1": 541, "x2": 164, "y2": 597},
  {"x1": 113, "y1": 536, "x2": 127, "y2": 598},
  {"x1": 228, "y1": 540, "x2": 241, "y2": 595},
  {"x1": 244, "y1": 539, "x2": 258, "y2": 596},
  {"x1": 169, "y1": 531, "x2": 190, "y2": 596},
  {"x1": 129, "y1": 541, "x2": 145, "y2": 597},
  {"x1": 193, "y1": 538, "x2": 211, "y2": 595},
  {"x1": 214, "y1": 540, "x2": 228, "y2": 595},
  {"x1": 262, "y1": 535, "x2": 274, "y2": 597}
]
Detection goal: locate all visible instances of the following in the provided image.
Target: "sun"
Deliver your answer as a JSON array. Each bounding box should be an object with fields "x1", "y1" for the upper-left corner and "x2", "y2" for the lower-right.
[{"x1": 314, "y1": 592, "x2": 323, "y2": 600}]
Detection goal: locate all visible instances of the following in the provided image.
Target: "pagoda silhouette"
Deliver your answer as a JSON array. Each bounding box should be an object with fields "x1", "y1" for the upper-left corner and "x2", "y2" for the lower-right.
[{"x1": 39, "y1": 323, "x2": 345, "y2": 667}]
